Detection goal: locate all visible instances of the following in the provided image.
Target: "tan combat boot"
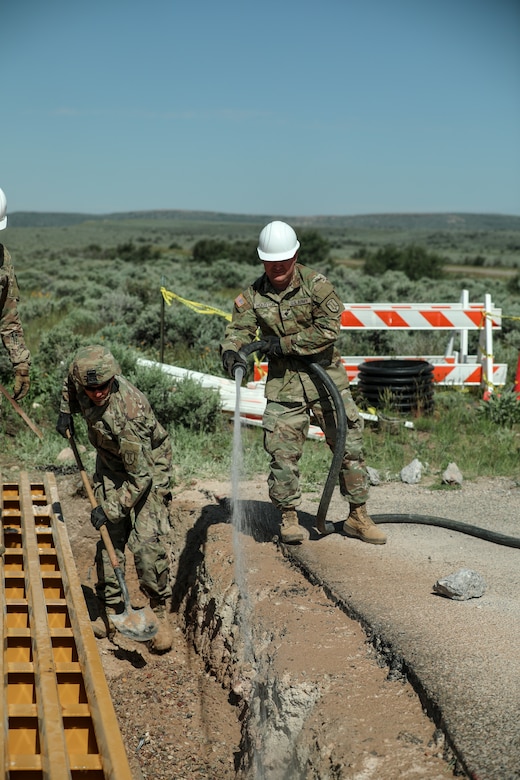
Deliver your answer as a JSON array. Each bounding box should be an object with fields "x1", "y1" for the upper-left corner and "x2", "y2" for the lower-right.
[
  {"x1": 91, "y1": 603, "x2": 123, "y2": 639},
  {"x1": 280, "y1": 508, "x2": 305, "y2": 544},
  {"x1": 150, "y1": 599, "x2": 173, "y2": 653},
  {"x1": 343, "y1": 504, "x2": 387, "y2": 545}
]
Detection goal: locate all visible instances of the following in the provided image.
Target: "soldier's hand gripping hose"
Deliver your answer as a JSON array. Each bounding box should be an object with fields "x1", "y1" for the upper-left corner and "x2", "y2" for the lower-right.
[
  {"x1": 222, "y1": 349, "x2": 247, "y2": 379},
  {"x1": 260, "y1": 336, "x2": 283, "y2": 358}
]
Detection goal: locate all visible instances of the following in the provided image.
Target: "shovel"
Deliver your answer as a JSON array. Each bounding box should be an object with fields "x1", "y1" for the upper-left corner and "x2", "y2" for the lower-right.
[{"x1": 66, "y1": 430, "x2": 158, "y2": 642}]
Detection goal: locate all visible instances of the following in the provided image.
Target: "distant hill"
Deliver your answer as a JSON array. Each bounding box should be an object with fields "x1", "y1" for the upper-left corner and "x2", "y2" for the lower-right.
[{"x1": 8, "y1": 210, "x2": 520, "y2": 232}]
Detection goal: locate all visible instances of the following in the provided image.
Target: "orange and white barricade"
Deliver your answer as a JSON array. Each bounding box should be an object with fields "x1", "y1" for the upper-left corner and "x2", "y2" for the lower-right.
[{"x1": 254, "y1": 290, "x2": 506, "y2": 395}]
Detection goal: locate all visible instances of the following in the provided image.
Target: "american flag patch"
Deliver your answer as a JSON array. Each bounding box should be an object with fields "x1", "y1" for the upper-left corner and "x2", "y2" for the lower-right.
[{"x1": 235, "y1": 294, "x2": 246, "y2": 308}]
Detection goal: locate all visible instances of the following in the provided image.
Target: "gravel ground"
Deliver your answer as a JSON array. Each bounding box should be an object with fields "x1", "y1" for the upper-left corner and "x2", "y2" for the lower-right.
[{"x1": 289, "y1": 474, "x2": 520, "y2": 779}]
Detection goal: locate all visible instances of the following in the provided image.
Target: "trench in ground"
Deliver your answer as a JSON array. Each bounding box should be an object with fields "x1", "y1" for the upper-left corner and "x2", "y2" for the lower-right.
[{"x1": 163, "y1": 499, "x2": 462, "y2": 779}]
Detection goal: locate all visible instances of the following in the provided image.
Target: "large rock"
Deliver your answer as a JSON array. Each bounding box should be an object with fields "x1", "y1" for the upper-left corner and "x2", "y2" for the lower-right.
[{"x1": 433, "y1": 569, "x2": 487, "y2": 601}]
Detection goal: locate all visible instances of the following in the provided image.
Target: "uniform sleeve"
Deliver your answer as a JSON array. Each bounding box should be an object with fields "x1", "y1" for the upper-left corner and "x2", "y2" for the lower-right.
[
  {"x1": 100, "y1": 417, "x2": 159, "y2": 522},
  {"x1": 280, "y1": 278, "x2": 343, "y2": 357},
  {"x1": 59, "y1": 369, "x2": 82, "y2": 414},
  {"x1": 220, "y1": 289, "x2": 259, "y2": 354},
  {"x1": 149, "y1": 422, "x2": 173, "y2": 498},
  {"x1": 0, "y1": 247, "x2": 31, "y2": 369}
]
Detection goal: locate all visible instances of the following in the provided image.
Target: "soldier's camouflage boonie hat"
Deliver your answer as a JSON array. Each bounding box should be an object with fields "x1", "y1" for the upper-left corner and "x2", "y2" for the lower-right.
[{"x1": 72, "y1": 345, "x2": 120, "y2": 387}]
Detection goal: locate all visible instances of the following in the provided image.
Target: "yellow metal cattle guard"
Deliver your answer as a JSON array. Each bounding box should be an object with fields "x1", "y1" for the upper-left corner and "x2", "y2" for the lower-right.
[{"x1": 1, "y1": 472, "x2": 134, "y2": 779}]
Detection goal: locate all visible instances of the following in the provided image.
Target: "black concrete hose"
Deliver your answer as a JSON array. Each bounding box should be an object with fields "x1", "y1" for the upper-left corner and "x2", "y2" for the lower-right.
[{"x1": 371, "y1": 514, "x2": 520, "y2": 548}]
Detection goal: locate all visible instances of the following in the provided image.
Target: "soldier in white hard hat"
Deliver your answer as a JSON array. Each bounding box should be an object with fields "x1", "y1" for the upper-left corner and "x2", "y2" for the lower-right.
[
  {"x1": 56, "y1": 345, "x2": 174, "y2": 653},
  {"x1": 0, "y1": 187, "x2": 31, "y2": 403},
  {"x1": 220, "y1": 220, "x2": 386, "y2": 546}
]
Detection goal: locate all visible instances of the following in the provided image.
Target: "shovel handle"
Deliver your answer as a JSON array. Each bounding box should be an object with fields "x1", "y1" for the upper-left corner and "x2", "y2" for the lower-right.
[
  {"x1": 65, "y1": 430, "x2": 124, "y2": 576},
  {"x1": 0, "y1": 382, "x2": 44, "y2": 439}
]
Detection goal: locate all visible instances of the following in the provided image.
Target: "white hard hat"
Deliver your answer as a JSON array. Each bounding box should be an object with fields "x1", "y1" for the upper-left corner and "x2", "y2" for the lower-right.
[
  {"x1": 257, "y1": 220, "x2": 300, "y2": 262},
  {"x1": 0, "y1": 188, "x2": 7, "y2": 230}
]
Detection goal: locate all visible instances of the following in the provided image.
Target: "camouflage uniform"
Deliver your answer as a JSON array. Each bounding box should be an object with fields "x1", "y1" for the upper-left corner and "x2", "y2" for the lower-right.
[
  {"x1": 0, "y1": 245, "x2": 31, "y2": 373},
  {"x1": 60, "y1": 367, "x2": 173, "y2": 607},
  {"x1": 220, "y1": 263, "x2": 370, "y2": 510}
]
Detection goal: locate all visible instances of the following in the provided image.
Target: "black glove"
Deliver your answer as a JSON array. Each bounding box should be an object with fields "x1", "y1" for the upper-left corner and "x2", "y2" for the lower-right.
[
  {"x1": 90, "y1": 505, "x2": 108, "y2": 530},
  {"x1": 222, "y1": 350, "x2": 247, "y2": 379},
  {"x1": 56, "y1": 411, "x2": 75, "y2": 439},
  {"x1": 262, "y1": 336, "x2": 284, "y2": 358},
  {"x1": 162, "y1": 491, "x2": 172, "y2": 507}
]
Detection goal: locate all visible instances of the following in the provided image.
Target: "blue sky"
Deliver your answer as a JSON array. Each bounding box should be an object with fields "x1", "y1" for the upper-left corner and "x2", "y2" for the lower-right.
[{"x1": 3, "y1": 0, "x2": 519, "y2": 216}]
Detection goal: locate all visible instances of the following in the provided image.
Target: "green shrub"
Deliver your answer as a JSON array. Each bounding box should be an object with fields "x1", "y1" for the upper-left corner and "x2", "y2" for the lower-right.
[
  {"x1": 97, "y1": 291, "x2": 144, "y2": 325},
  {"x1": 131, "y1": 306, "x2": 162, "y2": 348},
  {"x1": 204, "y1": 259, "x2": 254, "y2": 289},
  {"x1": 30, "y1": 324, "x2": 86, "y2": 408},
  {"x1": 192, "y1": 238, "x2": 258, "y2": 266},
  {"x1": 363, "y1": 244, "x2": 445, "y2": 281},
  {"x1": 105, "y1": 242, "x2": 160, "y2": 263},
  {"x1": 296, "y1": 229, "x2": 331, "y2": 267},
  {"x1": 192, "y1": 239, "x2": 230, "y2": 264},
  {"x1": 128, "y1": 365, "x2": 222, "y2": 432},
  {"x1": 477, "y1": 390, "x2": 520, "y2": 427}
]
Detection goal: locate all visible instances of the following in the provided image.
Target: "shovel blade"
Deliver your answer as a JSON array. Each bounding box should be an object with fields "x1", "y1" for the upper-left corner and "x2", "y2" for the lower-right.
[{"x1": 110, "y1": 604, "x2": 158, "y2": 642}]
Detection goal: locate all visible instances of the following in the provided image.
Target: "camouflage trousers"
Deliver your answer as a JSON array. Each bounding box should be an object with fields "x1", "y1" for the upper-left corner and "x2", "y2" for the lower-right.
[
  {"x1": 263, "y1": 387, "x2": 370, "y2": 510},
  {"x1": 94, "y1": 479, "x2": 172, "y2": 607}
]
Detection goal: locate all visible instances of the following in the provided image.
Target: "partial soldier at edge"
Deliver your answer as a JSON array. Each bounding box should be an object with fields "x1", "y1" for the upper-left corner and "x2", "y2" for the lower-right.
[{"x1": 0, "y1": 186, "x2": 31, "y2": 405}]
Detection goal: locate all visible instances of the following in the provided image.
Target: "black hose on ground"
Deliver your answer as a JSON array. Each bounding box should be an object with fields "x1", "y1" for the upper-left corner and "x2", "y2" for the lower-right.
[
  {"x1": 371, "y1": 514, "x2": 520, "y2": 548},
  {"x1": 236, "y1": 342, "x2": 520, "y2": 548}
]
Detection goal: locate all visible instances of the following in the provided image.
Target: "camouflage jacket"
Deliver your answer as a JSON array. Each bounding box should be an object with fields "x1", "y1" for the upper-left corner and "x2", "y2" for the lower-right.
[
  {"x1": 61, "y1": 373, "x2": 172, "y2": 522},
  {"x1": 220, "y1": 263, "x2": 348, "y2": 403},
  {"x1": 0, "y1": 245, "x2": 31, "y2": 369}
]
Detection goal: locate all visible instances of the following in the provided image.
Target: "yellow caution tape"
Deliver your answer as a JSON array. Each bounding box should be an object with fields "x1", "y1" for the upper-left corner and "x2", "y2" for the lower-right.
[
  {"x1": 160, "y1": 287, "x2": 232, "y2": 321},
  {"x1": 160, "y1": 288, "x2": 266, "y2": 373}
]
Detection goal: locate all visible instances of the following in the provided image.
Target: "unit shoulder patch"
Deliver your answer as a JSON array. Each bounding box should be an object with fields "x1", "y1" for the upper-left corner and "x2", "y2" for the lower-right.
[{"x1": 121, "y1": 438, "x2": 141, "y2": 468}]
